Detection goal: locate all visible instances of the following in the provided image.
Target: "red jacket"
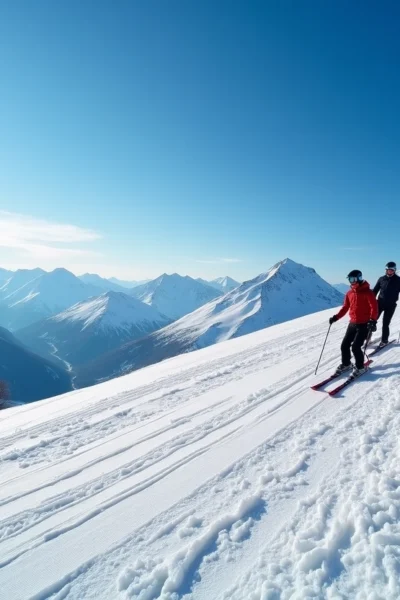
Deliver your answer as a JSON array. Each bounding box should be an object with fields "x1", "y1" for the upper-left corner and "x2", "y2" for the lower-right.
[{"x1": 335, "y1": 281, "x2": 378, "y2": 324}]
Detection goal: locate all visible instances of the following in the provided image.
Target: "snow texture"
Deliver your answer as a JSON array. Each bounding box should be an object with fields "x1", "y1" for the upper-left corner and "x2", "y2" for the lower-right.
[{"x1": 0, "y1": 303, "x2": 399, "y2": 600}]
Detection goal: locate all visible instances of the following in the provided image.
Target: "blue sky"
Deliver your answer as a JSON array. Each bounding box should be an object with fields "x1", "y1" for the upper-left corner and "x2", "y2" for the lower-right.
[{"x1": 1, "y1": 0, "x2": 399, "y2": 284}]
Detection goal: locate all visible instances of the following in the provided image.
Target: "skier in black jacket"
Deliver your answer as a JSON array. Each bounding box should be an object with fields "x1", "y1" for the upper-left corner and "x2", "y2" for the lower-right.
[{"x1": 373, "y1": 261, "x2": 400, "y2": 347}]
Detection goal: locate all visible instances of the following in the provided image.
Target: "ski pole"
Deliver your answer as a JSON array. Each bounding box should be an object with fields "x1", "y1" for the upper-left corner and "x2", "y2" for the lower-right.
[
  {"x1": 315, "y1": 324, "x2": 331, "y2": 375},
  {"x1": 363, "y1": 329, "x2": 372, "y2": 362}
]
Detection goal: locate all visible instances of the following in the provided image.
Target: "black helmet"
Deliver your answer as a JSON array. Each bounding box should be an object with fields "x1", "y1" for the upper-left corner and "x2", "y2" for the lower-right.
[
  {"x1": 347, "y1": 269, "x2": 363, "y2": 282},
  {"x1": 386, "y1": 261, "x2": 396, "y2": 270}
]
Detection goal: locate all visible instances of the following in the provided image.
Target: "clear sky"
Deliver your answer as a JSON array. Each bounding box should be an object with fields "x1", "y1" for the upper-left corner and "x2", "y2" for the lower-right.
[{"x1": 1, "y1": 0, "x2": 399, "y2": 285}]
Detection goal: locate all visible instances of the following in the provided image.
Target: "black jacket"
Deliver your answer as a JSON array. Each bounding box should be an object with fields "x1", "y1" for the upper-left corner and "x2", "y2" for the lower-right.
[{"x1": 373, "y1": 274, "x2": 400, "y2": 307}]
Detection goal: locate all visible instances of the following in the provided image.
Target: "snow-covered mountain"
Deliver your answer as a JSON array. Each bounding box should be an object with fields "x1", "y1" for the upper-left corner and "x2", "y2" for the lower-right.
[
  {"x1": 0, "y1": 325, "x2": 71, "y2": 405},
  {"x1": 2, "y1": 305, "x2": 399, "y2": 600},
  {"x1": 78, "y1": 273, "x2": 126, "y2": 293},
  {"x1": 0, "y1": 267, "x2": 13, "y2": 284},
  {"x1": 0, "y1": 268, "x2": 103, "y2": 331},
  {"x1": 333, "y1": 283, "x2": 348, "y2": 294},
  {"x1": 209, "y1": 275, "x2": 240, "y2": 292},
  {"x1": 77, "y1": 258, "x2": 343, "y2": 387},
  {"x1": 17, "y1": 291, "x2": 170, "y2": 368},
  {"x1": 0, "y1": 267, "x2": 46, "y2": 297},
  {"x1": 130, "y1": 273, "x2": 222, "y2": 320}
]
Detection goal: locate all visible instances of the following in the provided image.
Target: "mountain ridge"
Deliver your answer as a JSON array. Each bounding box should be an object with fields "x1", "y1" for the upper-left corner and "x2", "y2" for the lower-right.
[{"x1": 76, "y1": 258, "x2": 343, "y2": 387}]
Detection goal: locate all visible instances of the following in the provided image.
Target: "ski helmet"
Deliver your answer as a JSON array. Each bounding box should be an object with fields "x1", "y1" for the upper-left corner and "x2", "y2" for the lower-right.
[
  {"x1": 347, "y1": 269, "x2": 363, "y2": 283},
  {"x1": 386, "y1": 261, "x2": 396, "y2": 270}
]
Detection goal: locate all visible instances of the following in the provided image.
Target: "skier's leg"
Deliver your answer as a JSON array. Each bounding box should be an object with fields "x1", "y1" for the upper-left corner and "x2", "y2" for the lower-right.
[
  {"x1": 381, "y1": 305, "x2": 396, "y2": 343},
  {"x1": 341, "y1": 324, "x2": 356, "y2": 366},
  {"x1": 352, "y1": 325, "x2": 368, "y2": 369},
  {"x1": 376, "y1": 304, "x2": 384, "y2": 343}
]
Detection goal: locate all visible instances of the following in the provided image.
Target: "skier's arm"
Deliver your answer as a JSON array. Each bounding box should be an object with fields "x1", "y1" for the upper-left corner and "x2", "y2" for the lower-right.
[
  {"x1": 372, "y1": 278, "x2": 381, "y2": 297},
  {"x1": 368, "y1": 291, "x2": 379, "y2": 321},
  {"x1": 335, "y1": 293, "x2": 350, "y2": 320}
]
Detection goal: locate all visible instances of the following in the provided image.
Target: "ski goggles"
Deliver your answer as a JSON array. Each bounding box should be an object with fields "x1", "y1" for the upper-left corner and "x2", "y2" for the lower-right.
[
  {"x1": 348, "y1": 276, "x2": 361, "y2": 283},
  {"x1": 386, "y1": 268, "x2": 396, "y2": 273}
]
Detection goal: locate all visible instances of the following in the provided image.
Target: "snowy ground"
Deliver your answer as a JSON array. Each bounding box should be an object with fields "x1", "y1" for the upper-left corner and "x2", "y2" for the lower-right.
[{"x1": 1, "y1": 307, "x2": 400, "y2": 600}]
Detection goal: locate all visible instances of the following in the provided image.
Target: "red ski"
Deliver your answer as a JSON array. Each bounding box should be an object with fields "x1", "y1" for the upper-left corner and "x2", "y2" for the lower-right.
[
  {"x1": 311, "y1": 372, "x2": 342, "y2": 391},
  {"x1": 328, "y1": 360, "x2": 373, "y2": 396},
  {"x1": 311, "y1": 360, "x2": 370, "y2": 391}
]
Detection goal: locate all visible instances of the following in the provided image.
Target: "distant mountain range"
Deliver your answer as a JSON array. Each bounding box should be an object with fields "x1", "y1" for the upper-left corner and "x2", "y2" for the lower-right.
[
  {"x1": 17, "y1": 291, "x2": 170, "y2": 369},
  {"x1": 0, "y1": 268, "x2": 103, "y2": 331},
  {"x1": 0, "y1": 326, "x2": 72, "y2": 405},
  {"x1": 0, "y1": 268, "x2": 238, "y2": 333},
  {"x1": 1, "y1": 261, "x2": 345, "y2": 403},
  {"x1": 76, "y1": 259, "x2": 343, "y2": 388}
]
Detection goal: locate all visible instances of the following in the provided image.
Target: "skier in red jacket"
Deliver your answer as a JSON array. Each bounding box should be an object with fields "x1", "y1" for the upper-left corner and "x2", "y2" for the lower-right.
[{"x1": 329, "y1": 269, "x2": 378, "y2": 376}]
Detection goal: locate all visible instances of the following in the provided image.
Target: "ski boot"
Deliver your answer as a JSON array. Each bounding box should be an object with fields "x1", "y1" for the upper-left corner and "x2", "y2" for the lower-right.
[
  {"x1": 352, "y1": 365, "x2": 367, "y2": 377},
  {"x1": 334, "y1": 363, "x2": 352, "y2": 376},
  {"x1": 377, "y1": 341, "x2": 389, "y2": 349}
]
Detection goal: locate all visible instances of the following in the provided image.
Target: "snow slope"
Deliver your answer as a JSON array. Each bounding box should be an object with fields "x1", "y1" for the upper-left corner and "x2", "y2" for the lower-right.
[
  {"x1": 17, "y1": 291, "x2": 170, "y2": 368},
  {"x1": 1, "y1": 268, "x2": 102, "y2": 330},
  {"x1": 131, "y1": 273, "x2": 222, "y2": 320},
  {"x1": 77, "y1": 258, "x2": 344, "y2": 386},
  {"x1": 1, "y1": 306, "x2": 400, "y2": 599}
]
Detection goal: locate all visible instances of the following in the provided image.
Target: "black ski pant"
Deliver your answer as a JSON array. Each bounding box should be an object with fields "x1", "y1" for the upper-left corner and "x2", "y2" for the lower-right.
[
  {"x1": 378, "y1": 303, "x2": 397, "y2": 343},
  {"x1": 341, "y1": 323, "x2": 368, "y2": 369}
]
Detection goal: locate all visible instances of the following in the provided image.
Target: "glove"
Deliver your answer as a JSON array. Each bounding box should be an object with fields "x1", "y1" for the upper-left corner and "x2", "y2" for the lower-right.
[
  {"x1": 329, "y1": 315, "x2": 338, "y2": 325},
  {"x1": 367, "y1": 319, "x2": 377, "y2": 332}
]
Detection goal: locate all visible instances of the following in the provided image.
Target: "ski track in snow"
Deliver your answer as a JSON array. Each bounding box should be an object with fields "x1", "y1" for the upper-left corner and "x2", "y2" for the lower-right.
[{"x1": 0, "y1": 310, "x2": 399, "y2": 600}]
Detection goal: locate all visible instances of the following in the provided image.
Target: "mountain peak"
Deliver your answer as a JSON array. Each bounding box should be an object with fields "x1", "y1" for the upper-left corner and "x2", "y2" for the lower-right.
[
  {"x1": 245, "y1": 258, "x2": 316, "y2": 288},
  {"x1": 99, "y1": 290, "x2": 131, "y2": 302},
  {"x1": 173, "y1": 258, "x2": 344, "y2": 348},
  {"x1": 209, "y1": 276, "x2": 240, "y2": 292},
  {"x1": 49, "y1": 268, "x2": 76, "y2": 278},
  {"x1": 131, "y1": 273, "x2": 222, "y2": 320}
]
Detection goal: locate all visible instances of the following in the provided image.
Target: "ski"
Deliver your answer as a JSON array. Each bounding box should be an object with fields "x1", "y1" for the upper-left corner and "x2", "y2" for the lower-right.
[
  {"x1": 328, "y1": 360, "x2": 373, "y2": 396},
  {"x1": 368, "y1": 339, "x2": 395, "y2": 356},
  {"x1": 311, "y1": 360, "x2": 370, "y2": 391},
  {"x1": 311, "y1": 372, "x2": 342, "y2": 390}
]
